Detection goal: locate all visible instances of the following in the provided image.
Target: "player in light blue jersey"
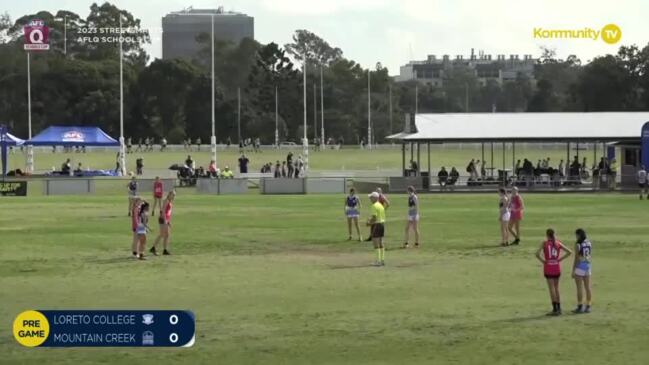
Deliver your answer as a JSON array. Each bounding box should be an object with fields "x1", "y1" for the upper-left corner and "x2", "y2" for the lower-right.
[{"x1": 572, "y1": 228, "x2": 593, "y2": 313}]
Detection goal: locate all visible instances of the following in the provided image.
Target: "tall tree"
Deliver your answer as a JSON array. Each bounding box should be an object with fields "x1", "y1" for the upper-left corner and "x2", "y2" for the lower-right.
[{"x1": 284, "y1": 29, "x2": 343, "y2": 66}]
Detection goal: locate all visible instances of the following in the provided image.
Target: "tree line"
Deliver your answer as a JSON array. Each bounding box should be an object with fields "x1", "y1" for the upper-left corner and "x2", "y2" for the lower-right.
[{"x1": 1, "y1": 3, "x2": 648, "y2": 144}]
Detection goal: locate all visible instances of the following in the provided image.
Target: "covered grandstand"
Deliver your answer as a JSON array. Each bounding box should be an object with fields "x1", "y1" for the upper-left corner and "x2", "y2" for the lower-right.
[{"x1": 387, "y1": 112, "x2": 649, "y2": 191}]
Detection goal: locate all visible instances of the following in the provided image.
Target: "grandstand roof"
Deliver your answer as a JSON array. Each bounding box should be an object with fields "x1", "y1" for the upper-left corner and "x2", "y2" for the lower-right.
[{"x1": 387, "y1": 112, "x2": 649, "y2": 142}]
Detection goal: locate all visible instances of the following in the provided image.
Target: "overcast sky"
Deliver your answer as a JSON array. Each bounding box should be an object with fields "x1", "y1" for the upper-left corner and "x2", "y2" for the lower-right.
[{"x1": 5, "y1": 0, "x2": 648, "y2": 74}]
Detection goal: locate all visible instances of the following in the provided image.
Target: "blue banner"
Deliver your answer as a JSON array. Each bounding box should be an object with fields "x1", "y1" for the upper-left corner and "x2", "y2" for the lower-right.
[
  {"x1": 13, "y1": 310, "x2": 195, "y2": 347},
  {"x1": 641, "y1": 122, "x2": 649, "y2": 168}
]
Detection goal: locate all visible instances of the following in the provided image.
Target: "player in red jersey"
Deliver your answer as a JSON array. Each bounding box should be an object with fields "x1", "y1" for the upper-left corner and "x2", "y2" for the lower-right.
[
  {"x1": 152, "y1": 176, "x2": 164, "y2": 216},
  {"x1": 151, "y1": 190, "x2": 176, "y2": 256},
  {"x1": 535, "y1": 228, "x2": 572, "y2": 315}
]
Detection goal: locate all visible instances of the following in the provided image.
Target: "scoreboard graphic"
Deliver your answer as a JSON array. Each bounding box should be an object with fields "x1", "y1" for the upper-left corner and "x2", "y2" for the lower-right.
[{"x1": 13, "y1": 310, "x2": 195, "y2": 347}]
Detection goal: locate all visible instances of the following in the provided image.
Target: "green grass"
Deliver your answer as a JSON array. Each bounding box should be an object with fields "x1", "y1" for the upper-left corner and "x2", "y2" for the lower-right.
[
  {"x1": 1, "y1": 193, "x2": 647, "y2": 364},
  {"x1": 7, "y1": 144, "x2": 580, "y2": 175}
]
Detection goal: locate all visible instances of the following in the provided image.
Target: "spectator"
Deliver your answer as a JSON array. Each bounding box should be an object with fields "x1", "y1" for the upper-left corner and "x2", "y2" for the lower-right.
[
  {"x1": 410, "y1": 160, "x2": 419, "y2": 175},
  {"x1": 515, "y1": 160, "x2": 522, "y2": 176},
  {"x1": 61, "y1": 158, "x2": 72, "y2": 175},
  {"x1": 238, "y1": 154, "x2": 250, "y2": 174},
  {"x1": 558, "y1": 160, "x2": 565, "y2": 177},
  {"x1": 438, "y1": 167, "x2": 449, "y2": 188},
  {"x1": 185, "y1": 155, "x2": 194, "y2": 169},
  {"x1": 196, "y1": 137, "x2": 202, "y2": 151},
  {"x1": 160, "y1": 137, "x2": 167, "y2": 152},
  {"x1": 115, "y1": 153, "x2": 121, "y2": 175},
  {"x1": 281, "y1": 161, "x2": 287, "y2": 177},
  {"x1": 449, "y1": 167, "x2": 459, "y2": 185},
  {"x1": 287, "y1": 152, "x2": 294, "y2": 176},
  {"x1": 74, "y1": 162, "x2": 83, "y2": 176},
  {"x1": 221, "y1": 166, "x2": 234, "y2": 178},
  {"x1": 208, "y1": 160, "x2": 217, "y2": 177},
  {"x1": 466, "y1": 159, "x2": 477, "y2": 181},
  {"x1": 226, "y1": 137, "x2": 231, "y2": 148},
  {"x1": 136, "y1": 157, "x2": 144, "y2": 176},
  {"x1": 274, "y1": 161, "x2": 281, "y2": 178},
  {"x1": 609, "y1": 158, "x2": 617, "y2": 189},
  {"x1": 295, "y1": 155, "x2": 304, "y2": 178},
  {"x1": 127, "y1": 137, "x2": 133, "y2": 153},
  {"x1": 637, "y1": 165, "x2": 647, "y2": 199}
]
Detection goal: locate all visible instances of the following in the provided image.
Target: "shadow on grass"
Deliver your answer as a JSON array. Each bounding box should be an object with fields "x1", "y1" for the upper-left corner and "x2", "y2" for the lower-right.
[
  {"x1": 85, "y1": 256, "x2": 136, "y2": 264},
  {"x1": 326, "y1": 261, "x2": 429, "y2": 270},
  {"x1": 492, "y1": 314, "x2": 554, "y2": 324},
  {"x1": 327, "y1": 263, "x2": 377, "y2": 270}
]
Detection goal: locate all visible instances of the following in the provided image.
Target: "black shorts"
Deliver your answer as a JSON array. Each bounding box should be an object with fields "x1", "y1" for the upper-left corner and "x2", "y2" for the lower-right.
[
  {"x1": 639, "y1": 183, "x2": 646, "y2": 188},
  {"x1": 544, "y1": 273, "x2": 561, "y2": 279},
  {"x1": 371, "y1": 223, "x2": 385, "y2": 238}
]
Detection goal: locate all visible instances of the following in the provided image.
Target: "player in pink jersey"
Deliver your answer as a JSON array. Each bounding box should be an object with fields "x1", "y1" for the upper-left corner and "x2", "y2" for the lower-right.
[
  {"x1": 130, "y1": 197, "x2": 143, "y2": 258},
  {"x1": 535, "y1": 228, "x2": 572, "y2": 315},
  {"x1": 151, "y1": 190, "x2": 176, "y2": 256},
  {"x1": 152, "y1": 176, "x2": 164, "y2": 216},
  {"x1": 508, "y1": 187, "x2": 525, "y2": 245}
]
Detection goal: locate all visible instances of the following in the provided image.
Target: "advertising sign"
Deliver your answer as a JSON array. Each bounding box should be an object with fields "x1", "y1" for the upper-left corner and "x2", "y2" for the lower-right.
[{"x1": 24, "y1": 19, "x2": 50, "y2": 51}]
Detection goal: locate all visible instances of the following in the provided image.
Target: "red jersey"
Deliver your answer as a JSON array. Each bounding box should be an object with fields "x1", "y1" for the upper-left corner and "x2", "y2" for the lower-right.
[
  {"x1": 543, "y1": 239, "x2": 562, "y2": 276},
  {"x1": 153, "y1": 181, "x2": 164, "y2": 198},
  {"x1": 163, "y1": 201, "x2": 173, "y2": 223},
  {"x1": 511, "y1": 195, "x2": 522, "y2": 211}
]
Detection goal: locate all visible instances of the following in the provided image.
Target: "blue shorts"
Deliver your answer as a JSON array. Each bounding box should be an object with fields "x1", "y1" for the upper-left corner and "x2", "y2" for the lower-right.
[
  {"x1": 574, "y1": 261, "x2": 591, "y2": 277},
  {"x1": 136, "y1": 225, "x2": 147, "y2": 235},
  {"x1": 346, "y1": 208, "x2": 359, "y2": 218}
]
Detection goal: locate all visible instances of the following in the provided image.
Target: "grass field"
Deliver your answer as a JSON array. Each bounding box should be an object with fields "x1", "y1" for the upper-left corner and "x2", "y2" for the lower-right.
[
  {"x1": 1, "y1": 193, "x2": 648, "y2": 364},
  {"x1": 7, "y1": 144, "x2": 583, "y2": 175}
]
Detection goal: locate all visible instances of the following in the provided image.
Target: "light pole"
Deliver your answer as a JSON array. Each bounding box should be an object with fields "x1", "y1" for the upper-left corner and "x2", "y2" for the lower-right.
[
  {"x1": 320, "y1": 67, "x2": 324, "y2": 145},
  {"x1": 237, "y1": 87, "x2": 241, "y2": 144},
  {"x1": 274, "y1": 85, "x2": 279, "y2": 147},
  {"x1": 302, "y1": 56, "x2": 308, "y2": 175},
  {"x1": 389, "y1": 83, "x2": 393, "y2": 135},
  {"x1": 118, "y1": 15, "x2": 125, "y2": 176},
  {"x1": 210, "y1": 14, "x2": 217, "y2": 165},
  {"x1": 26, "y1": 52, "x2": 33, "y2": 173},
  {"x1": 367, "y1": 69, "x2": 371, "y2": 149}
]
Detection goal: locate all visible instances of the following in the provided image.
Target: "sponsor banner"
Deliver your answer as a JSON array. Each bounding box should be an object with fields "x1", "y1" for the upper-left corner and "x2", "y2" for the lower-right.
[
  {"x1": 24, "y1": 19, "x2": 50, "y2": 51},
  {"x1": 14, "y1": 310, "x2": 195, "y2": 347},
  {"x1": 641, "y1": 122, "x2": 649, "y2": 168},
  {"x1": 0, "y1": 181, "x2": 27, "y2": 196}
]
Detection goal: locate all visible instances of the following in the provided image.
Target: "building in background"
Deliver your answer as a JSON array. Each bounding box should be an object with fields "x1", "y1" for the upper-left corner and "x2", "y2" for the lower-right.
[
  {"x1": 162, "y1": 6, "x2": 254, "y2": 61},
  {"x1": 395, "y1": 49, "x2": 536, "y2": 86}
]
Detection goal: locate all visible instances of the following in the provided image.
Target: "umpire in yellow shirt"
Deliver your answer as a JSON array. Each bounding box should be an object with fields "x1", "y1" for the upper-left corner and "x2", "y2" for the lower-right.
[{"x1": 367, "y1": 192, "x2": 386, "y2": 266}]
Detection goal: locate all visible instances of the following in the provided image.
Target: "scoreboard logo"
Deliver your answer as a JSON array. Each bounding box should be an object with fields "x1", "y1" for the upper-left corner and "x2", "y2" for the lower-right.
[{"x1": 24, "y1": 19, "x2": 50, "y2": 51}]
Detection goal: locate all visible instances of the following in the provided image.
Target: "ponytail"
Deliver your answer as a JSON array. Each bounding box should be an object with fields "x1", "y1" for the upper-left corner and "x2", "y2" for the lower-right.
[{"x1": 546, "y1": 228, "x2": 556, "y2": 246}]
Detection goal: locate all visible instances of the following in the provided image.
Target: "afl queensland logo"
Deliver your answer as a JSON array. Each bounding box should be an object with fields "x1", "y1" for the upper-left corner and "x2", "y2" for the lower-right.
[{"x1": 62, "y1": 131, "x2": 85, "y2": 142}]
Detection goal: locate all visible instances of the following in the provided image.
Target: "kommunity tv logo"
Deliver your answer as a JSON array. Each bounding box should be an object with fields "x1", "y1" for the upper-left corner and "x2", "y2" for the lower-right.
[{"x1": 533, "y1": 24, "x2": 622, "y2": 44}]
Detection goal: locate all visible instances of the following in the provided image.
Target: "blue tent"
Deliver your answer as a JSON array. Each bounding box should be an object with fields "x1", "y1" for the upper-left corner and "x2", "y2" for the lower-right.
[
  {"x1": 0, "y1": 125, "x2": 25, "y2": 176},
  {"x1": 27, "y1": 126, "x2": 119, "y2": 146}
]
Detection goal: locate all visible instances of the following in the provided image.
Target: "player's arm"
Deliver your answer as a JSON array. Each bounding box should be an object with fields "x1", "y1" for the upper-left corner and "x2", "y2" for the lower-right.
[
  {"x1": 558, "y1": 242, "x2": 573, "y2": 261},
  {"x1": 366, "y1": 213, "x2": 377, "y2": 226},
  {"x1": 383, "y1": 197, "x2": 390, "y2": 208},
  {"x1": 535, "y1": 242, "x2": 545, "y2": 264}
]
